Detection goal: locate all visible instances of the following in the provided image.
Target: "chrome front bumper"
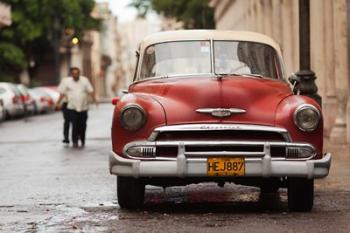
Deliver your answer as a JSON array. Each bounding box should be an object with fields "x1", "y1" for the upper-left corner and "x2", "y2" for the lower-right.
[
  {"x1": 109, "y1": 124, "x2": 331, "y2": 179},
  {"x1": 109, "y1": 149, "x2": 331, "y2": 179}
]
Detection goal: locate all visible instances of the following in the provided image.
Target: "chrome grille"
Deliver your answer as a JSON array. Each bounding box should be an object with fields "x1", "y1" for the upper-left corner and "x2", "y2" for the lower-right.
[
  {"x1": 155, "y1": 130, "x2": 286, "y2": 142},
  {"x1": 124, "y1": 141, "x2": 316, "y2": 160},
  {"x1": 141, "y1": 147, "x2": 156, "y2": 157},
  {"x1": 123, "y1": 124, "x2": 316, "y2": 160},
  {"x1": 286, "y1": 147, "x2": 300, "y2": 158}
]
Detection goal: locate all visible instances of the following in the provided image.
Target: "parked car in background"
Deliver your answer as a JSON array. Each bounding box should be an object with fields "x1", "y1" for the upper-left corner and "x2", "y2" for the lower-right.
[
  {"x1": 0, "y1": 82, "x2": 25, "y2": 118},
  {"x1": 17, "y1": 84, "x2": 36, "y2": 115},
  {"x1": 29, "y1": 88, "x2": 54, "y2": 113},
  {"x1": 36, "y1": 86, "x2": 59, "y2": 109},
  {"x1": 0, "y1": 98, "x2": 5, "y2": 121},
  {"x1": 109, "y1": 30, "x2": 331, "y2": 211}
]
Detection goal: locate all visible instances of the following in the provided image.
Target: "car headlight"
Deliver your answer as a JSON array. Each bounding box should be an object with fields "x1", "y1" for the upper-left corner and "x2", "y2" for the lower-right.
[
  {"x1": 120, "y1": 104, "x2": 146, "y2": 131},
  {"x1": 293, "y1": 104, "x2": 320, "y2": 132}
]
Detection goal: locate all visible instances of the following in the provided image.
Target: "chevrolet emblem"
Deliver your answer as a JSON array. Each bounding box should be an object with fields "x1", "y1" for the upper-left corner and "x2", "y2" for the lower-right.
[{"x1": 196, "y1": 108, "x2": 246, "y2": 118}]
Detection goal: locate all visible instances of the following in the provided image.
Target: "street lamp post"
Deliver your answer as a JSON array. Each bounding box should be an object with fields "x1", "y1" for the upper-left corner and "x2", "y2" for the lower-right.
[
  {"x1": 63, "y1": 29, "x2": 79, "y2": 76},
  {"x1": 290, "y1": 0, "x2": 321, "y2": 106}
]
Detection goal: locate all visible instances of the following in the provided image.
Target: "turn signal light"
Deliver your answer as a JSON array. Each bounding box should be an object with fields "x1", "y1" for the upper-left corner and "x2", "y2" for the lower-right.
[
  {"x1": 126, "y1": 146, "x2": 156, "y2": 158},
  {"x1": 285, "y1": 146, "x2": 315, "y2": 158}
]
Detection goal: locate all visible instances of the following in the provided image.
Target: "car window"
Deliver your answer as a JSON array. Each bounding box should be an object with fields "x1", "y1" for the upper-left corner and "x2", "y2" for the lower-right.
[
  {"x1": 214, "y1": 41, "x2": 282, "y2": 80},
  {"x1": 28, "y1": 90, "x2": 39, "y2": 98},
  {"x1": 34, "y1": 88, "x2": 51, "y2": 98},
  {"x1": 0, "y1": 87, "x2": 6, "y2": 95},
  {"x1": 140, "y1": 41, "x2": 211, "y2": 79},
  {"x1": 8, "y1": 84, "x2": 21, "y2": 96},
  {"x1": 17, "y1": 85, "x2": 29, "y2": 95}
]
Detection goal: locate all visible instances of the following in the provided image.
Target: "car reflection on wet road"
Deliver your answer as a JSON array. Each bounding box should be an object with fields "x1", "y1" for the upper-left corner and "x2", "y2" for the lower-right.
[{"x1": 0, "y1": 104, "x2": 349, "y2": 232}]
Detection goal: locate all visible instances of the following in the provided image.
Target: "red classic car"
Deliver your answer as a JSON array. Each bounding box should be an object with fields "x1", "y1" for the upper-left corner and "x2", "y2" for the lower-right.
[{"x1": 109, "y1": 30, "x2": 331, "y2": 211}]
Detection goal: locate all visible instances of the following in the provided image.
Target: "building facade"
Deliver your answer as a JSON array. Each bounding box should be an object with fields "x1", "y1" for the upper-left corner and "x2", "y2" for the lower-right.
[
  {"x1": 70, "y1": 2, "x2": 120, "y2": 98},
  {"x1": 30, "y1": 2, "x2": 121, "y2": 98},
  {"x1": 117, "y1": 18, "x2": 160, "y2": 91},
  {"x1": 210, "y1": 0, "x2": 350, "y2": 144}
]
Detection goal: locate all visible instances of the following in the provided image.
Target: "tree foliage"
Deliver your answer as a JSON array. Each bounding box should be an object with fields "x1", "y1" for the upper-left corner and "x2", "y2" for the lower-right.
[
  {"x1": 129, "y1": 0, "x2": 152, "y2": 18},
  {"x1": 0, "y1": 0, "x2": 99, "y2": 82},
  {"x1": 130, "y1": 0, "x2": 215, "y2": 29}
]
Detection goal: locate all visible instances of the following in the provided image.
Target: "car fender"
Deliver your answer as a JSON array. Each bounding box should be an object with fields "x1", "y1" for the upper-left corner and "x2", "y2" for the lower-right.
[
  {"x1": 275, "y1": 95, "x2": 323, "y2": 158},
  {"x1": 111, "y1": 93, "x2": 166, "y2": 155}
]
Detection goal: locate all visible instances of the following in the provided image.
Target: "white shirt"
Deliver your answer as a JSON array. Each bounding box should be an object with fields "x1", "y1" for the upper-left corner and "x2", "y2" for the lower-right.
[{"x1": 58, "y1": 76, "x2": 94, "y2": 112}]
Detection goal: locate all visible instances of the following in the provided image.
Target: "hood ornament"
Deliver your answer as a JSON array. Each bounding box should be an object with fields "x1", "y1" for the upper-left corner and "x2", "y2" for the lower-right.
[{"x1": 196, "y1": 108, "x2": 246, "y2": 118}]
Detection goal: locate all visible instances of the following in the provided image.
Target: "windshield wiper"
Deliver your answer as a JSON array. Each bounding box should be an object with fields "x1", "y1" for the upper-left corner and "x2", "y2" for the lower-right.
[
  {"x1": 242, "y1": 73, "x2": 264, "y2": 78},
  {"x1": 215, "y1": 73, "x2": 264, "y2": 79}
]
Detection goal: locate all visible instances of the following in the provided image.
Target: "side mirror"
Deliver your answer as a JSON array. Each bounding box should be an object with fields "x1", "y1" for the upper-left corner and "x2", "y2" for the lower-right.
[
  {"x1": 111, "y1": 97, "x2": 120, "y2": 105},
  {"x1": 288, "y1": 73, "x2": 300, "y2": 85},
  {"x1": 288, "y1": 73, "x2": 301, "y2": 94}
]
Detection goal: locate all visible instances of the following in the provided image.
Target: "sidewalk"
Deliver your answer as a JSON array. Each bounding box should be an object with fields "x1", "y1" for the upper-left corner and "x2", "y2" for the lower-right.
[
  {"x1": 318, "y1": 139, "x2": 350, "y2": 191},
  {"x1": 98, "y1": 97, "x2": 113, "y2": 104}
]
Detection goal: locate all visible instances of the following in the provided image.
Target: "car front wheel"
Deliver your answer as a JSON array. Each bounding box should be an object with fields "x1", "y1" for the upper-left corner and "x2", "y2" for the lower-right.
[
  {"x1": 288, "y1": 178, "x2": 314, "y2": 212},
  {"x1": 117, "y1": 176, "x2": 145, "y2": 210}
]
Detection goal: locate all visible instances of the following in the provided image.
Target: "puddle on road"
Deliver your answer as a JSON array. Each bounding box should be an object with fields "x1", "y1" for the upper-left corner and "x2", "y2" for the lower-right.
[
  {"x1": 34, "y1": 201, "x2": 120, "y2": 232},
  {"x1": 34, "y1": 205, "x2": 86, "y2": 232},
  {"x1": 0, "y1": 184, "x2": 289, "y2": 232}
]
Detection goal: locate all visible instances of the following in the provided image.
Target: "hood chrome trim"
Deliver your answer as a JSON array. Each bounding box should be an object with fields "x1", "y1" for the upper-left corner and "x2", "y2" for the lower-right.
[
  {"x1": 196, "y1": 108, "x2": 246, "y2": 118},
  {"x1": 148, "y1": 124, "x2": 292, "y2": 142}
]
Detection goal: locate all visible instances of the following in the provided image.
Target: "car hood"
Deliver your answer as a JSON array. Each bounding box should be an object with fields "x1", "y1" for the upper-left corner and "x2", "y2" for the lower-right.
[{"x1": 132, "y1": 76, "x2": 293, "y2": 126}]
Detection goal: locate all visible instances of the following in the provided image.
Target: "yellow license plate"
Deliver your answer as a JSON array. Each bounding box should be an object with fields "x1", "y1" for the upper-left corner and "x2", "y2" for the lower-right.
[{"x1": 207, "y1": 157, "x2": 245, "y2": 176}]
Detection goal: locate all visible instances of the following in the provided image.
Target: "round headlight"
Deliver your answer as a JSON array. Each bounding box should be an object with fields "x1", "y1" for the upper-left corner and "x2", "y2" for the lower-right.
[
  {"x1": 293, "y1": 104, "x2": 320, "y2": 132},
  {"x1": 120, "y1": 105, "x2": 146, "y2": 131}
]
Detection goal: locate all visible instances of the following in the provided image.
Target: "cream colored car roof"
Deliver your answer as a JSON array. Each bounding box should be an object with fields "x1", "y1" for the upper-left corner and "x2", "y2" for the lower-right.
[{"x1": 140, "y1": 30, "x2": 282, "y2": 55}]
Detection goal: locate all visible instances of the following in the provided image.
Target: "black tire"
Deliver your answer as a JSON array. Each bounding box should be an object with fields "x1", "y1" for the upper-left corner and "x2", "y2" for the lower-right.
[
  {"x1": 288, "y1": 178, "x2": 314, "y2": 212},
  {"x1": 33, "y1": 103, "x2": 38, "y2": 115},
  {"x1": 117, "y1": 176, "x2": 145, "y2": 210},
  {"x1": 0, "y1": 109, "x2": 4, "y2": 122},
  {"x1": 4, "y1": 110, "x2": 10, "y2": 120},
  {"x1": 260, "y1": 179, "x2": 280, "y2": 194}
]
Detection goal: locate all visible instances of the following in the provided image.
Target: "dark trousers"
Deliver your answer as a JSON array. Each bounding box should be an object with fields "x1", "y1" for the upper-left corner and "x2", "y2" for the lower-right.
[
  {"x1": 70, "y1": 110, "x2": 88, "y2": 145},
  {"x1": 61, "y1": 103, "x2": 70, "y2": 141}
]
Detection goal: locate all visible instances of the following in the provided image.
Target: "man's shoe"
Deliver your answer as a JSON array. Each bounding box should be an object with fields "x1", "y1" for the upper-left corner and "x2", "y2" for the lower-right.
[
  {"x1": 72, "y1": 143, "x2": 79, "y2": 148},
  {"x1": 62, "y1": 139, "x2": 69, "y2": 144}
]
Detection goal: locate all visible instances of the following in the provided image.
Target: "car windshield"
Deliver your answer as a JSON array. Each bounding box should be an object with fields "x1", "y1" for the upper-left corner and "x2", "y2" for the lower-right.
[
  {"x1": 214, "y1": 41, "x2": 282, "y2": 79},
  {"x1": 140, "y1": 41, "x2": 211, "y2": 79},
  {"x1": 139, "y1": 40, "x2": 282, "y2": 80}
]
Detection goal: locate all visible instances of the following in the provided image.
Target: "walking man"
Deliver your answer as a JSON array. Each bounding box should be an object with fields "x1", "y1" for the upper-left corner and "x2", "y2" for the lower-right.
[{"x1": 56, "y1": 67, "x2": 97, "y2": 148}]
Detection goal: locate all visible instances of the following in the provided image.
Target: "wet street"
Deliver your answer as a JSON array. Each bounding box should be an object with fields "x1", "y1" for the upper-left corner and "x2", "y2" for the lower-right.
[{"x1": 0, "y1": 103, "x2": 349, "y2": 233}]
